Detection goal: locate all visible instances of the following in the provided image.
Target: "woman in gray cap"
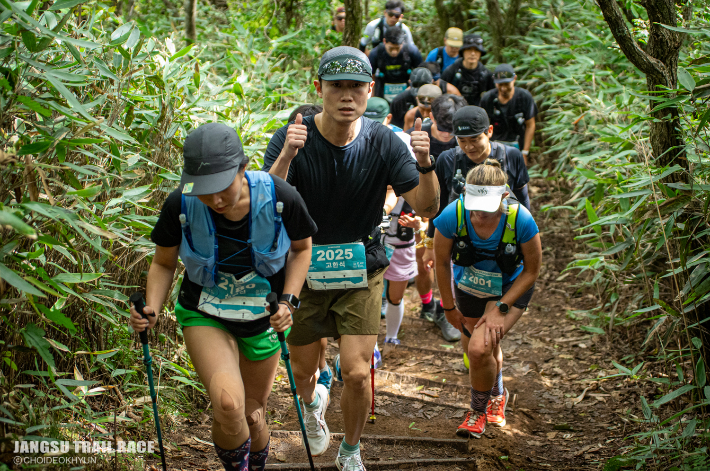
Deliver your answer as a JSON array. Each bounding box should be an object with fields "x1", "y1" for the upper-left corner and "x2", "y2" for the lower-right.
[{"x1": 129, "y1": 122, "x2": 317, "y2": 471}]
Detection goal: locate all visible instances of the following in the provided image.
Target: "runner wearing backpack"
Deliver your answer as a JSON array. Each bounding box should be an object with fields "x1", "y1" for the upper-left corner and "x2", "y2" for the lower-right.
[
  {"x1": 440, "y1": 34, "x2": 495, "y2": 106},
  {"x1": 425, "y1": 27, "x2": 464, "y2": 73},
  {"x1": 368, "y1": 25, "x2": 423, "y2": 102},
  {"x1": 128, "y1": 123, "x2": 317, "y2": 471},
  {"x1": 432, "y1": 158, "x2": 541, "y2": 439},
  {"x1": 359, "y1": 0, "x2": 414, "y2": 54}
]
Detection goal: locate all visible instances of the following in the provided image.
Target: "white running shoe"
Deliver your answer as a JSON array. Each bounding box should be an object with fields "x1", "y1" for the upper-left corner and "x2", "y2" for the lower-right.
[
  {"x1": 302, "y1": 383, "x2": 331, "y2": 456},
  {"x1": 335, "y1": 453, "x2": 366, "y2": 471}
]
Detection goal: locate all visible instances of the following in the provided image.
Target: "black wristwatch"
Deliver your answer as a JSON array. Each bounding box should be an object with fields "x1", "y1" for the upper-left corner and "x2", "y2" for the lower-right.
[
  {"x1": 496, "y1": 301, "x2": 509, "y2": 314},
  {"x1": 280, "y1": 294, "x2": 300, "y2": 310},
  {"x1": 416, "y1": 155, "x2": 436, "y2": 174}
]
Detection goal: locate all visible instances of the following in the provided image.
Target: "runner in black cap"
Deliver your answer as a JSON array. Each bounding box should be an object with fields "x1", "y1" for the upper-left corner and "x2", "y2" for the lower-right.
[
  {"x1": 130, "y1": 123, "x2": 317, "y2": 471},
  {"x1": 263, "y1": 46, "x2": 439, "y2": 471},
  {"x1": 368, "y1": 25, "x2": 423, "y2": 102},
  {"x1": 389, "y1": 67, "x2": 433, "y2": 129},
  {"x1": 480, "y1": 64, "x2": 538, "y2": 165},
  {"x1": 440, "y1": 34, "x2": 495, "y2": 106}
]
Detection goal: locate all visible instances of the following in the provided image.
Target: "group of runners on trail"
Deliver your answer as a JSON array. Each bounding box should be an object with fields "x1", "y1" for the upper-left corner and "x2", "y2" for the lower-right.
[{"x1": 128, "y1": 5, "x2": 542, "y2": 470}]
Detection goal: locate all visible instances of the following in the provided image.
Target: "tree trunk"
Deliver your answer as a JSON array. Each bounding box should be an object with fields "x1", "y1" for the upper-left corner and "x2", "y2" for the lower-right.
[
  {"x1": 343, "y1": 0, "x2": 362, "y2": 48},
  {"x1": 434, "y1": 0, "x2": 451, "y2": 34},
  {"x1": 281, "y1": 0, "x2": 302, "y2": 31},
  {"x1": 596, "y1": 0, "x2": 687, "y2": 175},
  {"x1": 484, "y1": 0, "x2": 522, "y2": 62},
  {"x1": 185, "y1": 0, "x2": 197, "y2": 43}
]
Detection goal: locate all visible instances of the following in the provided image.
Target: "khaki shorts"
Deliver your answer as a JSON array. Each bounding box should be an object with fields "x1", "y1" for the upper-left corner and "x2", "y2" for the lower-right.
[{"x1": 287, "y1": 268, "x2": 385, "y2": 346}]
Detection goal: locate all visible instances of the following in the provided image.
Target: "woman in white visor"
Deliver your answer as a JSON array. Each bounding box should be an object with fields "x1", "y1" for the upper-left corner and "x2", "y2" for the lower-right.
[{"x1": 432, "y1": 159, "x2": 541, "y2": 439}]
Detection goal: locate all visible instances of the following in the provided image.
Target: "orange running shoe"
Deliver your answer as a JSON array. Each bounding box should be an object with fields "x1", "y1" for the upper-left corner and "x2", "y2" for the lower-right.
[
  {"x1": 456, "y1": 410, "x2": 487, "y2": 438},
  {"x1": 486, "y1": 388, "x2": 509, "y2": 427}
]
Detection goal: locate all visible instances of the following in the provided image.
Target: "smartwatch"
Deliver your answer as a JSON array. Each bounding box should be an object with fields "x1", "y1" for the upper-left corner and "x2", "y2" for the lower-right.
[
  {"x1": 415, "y1": 155, "x2": 436, "y2": 174},
  {"x1": 280, "y1": 294, "x2": 300, "y2": 310},
  {"x1": 495, "y1": 301, "x2": 509, "y2": 314}
]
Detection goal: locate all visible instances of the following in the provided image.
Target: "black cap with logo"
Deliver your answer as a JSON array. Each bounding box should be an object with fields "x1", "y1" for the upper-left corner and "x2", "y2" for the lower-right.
[
  {"x1": 180, "y1": 123, "x2": 247, "y2": 196},
  {"x1": 493, "y1": 64, "x2": 516, "y2": 84},
  {"x1": 452, "y1": 106, "x2": 490, "y2": 137}
]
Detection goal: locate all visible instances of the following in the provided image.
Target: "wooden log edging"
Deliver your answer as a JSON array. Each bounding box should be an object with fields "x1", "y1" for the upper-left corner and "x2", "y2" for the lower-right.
[{"x1": 266, "y1": 457, "x2": 476, "y2": 470}]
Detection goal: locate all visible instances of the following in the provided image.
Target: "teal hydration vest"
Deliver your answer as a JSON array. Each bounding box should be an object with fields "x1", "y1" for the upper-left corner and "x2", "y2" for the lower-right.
[{"x1": 178, "y1": 171, "x2": 291, "y2": 287}]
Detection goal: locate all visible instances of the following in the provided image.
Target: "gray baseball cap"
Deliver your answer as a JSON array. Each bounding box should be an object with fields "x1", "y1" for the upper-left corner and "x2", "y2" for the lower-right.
[
  {"x1": 318, "y1": 46, "x2": 373, "y2": 82},
  {"x1": 180, "y1": 123, "x2": 246, "y2": 196}
]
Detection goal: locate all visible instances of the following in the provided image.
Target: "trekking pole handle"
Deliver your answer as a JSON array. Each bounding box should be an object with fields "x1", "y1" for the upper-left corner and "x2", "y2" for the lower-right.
[
  {"x1": 129, "y1": 292, "x2": 152, "y2": 346},
  {"x1": 267, "y1": 292, "x2": 286, "y2": 342}
]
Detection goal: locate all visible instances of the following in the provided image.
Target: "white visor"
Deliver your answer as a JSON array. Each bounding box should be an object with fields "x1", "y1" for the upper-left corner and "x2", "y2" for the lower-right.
[{"x1": 464, "y1": 185, "x2": 507, "y2": 212}]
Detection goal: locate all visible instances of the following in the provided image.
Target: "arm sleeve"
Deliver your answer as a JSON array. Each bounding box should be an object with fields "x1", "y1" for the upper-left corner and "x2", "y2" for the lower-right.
[
  {"x1": 273, "y1": 177, "x2": 318, "y2": 241},
  {"x1": 150, "y1": 190, "x2": 182, "y2": 247},
  {"x1": 432, "y1": 200, "x2": 458, "y2": 239},
  {"x1": 513, "y1": 184, "x2": 530, "y2": 211},
  {"x1": 360, "y1": 21, "x2": 376, "y2": 48},
  {"x1": 261, "y1": 126, "x2": 294, "y2": 183},
  {"x1": 516, "y1": 206, "x2": 539, "y2": 244},
  {"x1": 403, "y1": 24, "x2": 414, "y2": 45}
]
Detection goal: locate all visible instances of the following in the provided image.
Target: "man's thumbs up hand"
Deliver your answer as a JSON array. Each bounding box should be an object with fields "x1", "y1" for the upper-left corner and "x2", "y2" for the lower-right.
[
  {"x1": 410, "y1": 117, "x2": 431, "y2": 164},
  {"x1": 283, "y1": 113, "x2": 308, "y2": 161}
]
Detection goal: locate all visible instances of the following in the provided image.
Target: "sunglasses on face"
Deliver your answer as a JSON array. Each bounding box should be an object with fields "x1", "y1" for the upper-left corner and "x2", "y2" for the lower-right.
[
  {"x1": 417, "y1": 98, "x2": 433, "y2": 106},
  {"x1": 495, "y1": 71, "x2": 515, "y2": 81},
  {"x1": 386, "y1": 11, "x2": 401, "y2": 18},
  {"x1": 336, "y1": 16, "x2": 345, "y2": 20}
]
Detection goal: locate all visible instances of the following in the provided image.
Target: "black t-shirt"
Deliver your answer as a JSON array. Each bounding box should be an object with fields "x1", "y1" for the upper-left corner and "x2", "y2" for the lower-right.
[
  {"x1": 404, "y1": 122, "x2": 457, "y2": 158},
  {"x1": 151, "y1": 176, "x2": 318, "y2": 337},
  {"x1": 389, "y1": 88, "x2": 417, "y2": 129},
  {"x1": 428, "y1": 142, "x2": 529, "y2": 237},
  {"x1": 440, "y1": 59, "x2": 495, "y2": 106},
  {"x1": 262, "y1": 115, "x2": 420, "y2": 273},
  {"x1": 480, "y1": 88, "x2": 538, "y2": 149},
  {"x1": 369, "y1": 43, "x2": 423, "y2": 99}
]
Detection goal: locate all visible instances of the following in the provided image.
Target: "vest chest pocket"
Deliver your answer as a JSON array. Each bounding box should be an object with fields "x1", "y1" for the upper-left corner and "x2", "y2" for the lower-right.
[
  {"x1": 457, "y1": 266, "x2": 502, "y2": 298},
  {"x1": 306, "y1": 242, "x2": 368, "y2": 290},
  {"x1": 198, "y1": 271, "x2": 271, "y2": 321}
]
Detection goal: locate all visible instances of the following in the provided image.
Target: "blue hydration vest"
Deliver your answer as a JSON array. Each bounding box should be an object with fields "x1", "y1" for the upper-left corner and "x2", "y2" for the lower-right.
[{"x1": 178, "y1": 171, "x2": 291, "y2": 287}]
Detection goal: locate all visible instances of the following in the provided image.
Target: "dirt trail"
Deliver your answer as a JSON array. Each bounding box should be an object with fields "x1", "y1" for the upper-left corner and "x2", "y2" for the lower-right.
[{"x1": 160, "y1": 181, "x2": 630, "y2": 470}]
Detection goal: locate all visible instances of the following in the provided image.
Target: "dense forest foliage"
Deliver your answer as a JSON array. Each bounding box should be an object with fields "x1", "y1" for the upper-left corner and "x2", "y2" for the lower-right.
[{"x1": 0, "y1": 0, "x2": 709, "y2": 469}]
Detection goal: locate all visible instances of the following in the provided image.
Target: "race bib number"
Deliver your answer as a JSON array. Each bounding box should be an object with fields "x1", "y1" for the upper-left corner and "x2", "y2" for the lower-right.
[
  {"x1": 307, "y1": 242, "x2": 367, "y2": 290},
  {"x1": 384, "y1": 83, "x2": 407, "y2": 102},
  {"x1": 198, "y1": 271, "x2": 271, "y2": 321},
  {"x1": 457, "y1": 266, "x2": 502, "y2": 298}
]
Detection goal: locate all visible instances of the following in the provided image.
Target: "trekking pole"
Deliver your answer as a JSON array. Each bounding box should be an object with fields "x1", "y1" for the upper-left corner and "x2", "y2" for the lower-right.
[
  {"x1": 267, "y1": 293, "x2": 316, "y2": 471},
  {"x1": 129, "y1": 293, "x2": 167, "y2": 471},
  {"x1": 368, "y1": 354, "x2": 376, "y2": 424}
]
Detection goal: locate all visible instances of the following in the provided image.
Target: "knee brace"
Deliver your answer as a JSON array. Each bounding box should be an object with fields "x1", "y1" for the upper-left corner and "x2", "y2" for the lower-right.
[
  {"x1": 209, "y1": 372, "x2": 245, "y2": 436},
  {"x1": 245, "y1": 398, "x2": 266, "y2": 441}
]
